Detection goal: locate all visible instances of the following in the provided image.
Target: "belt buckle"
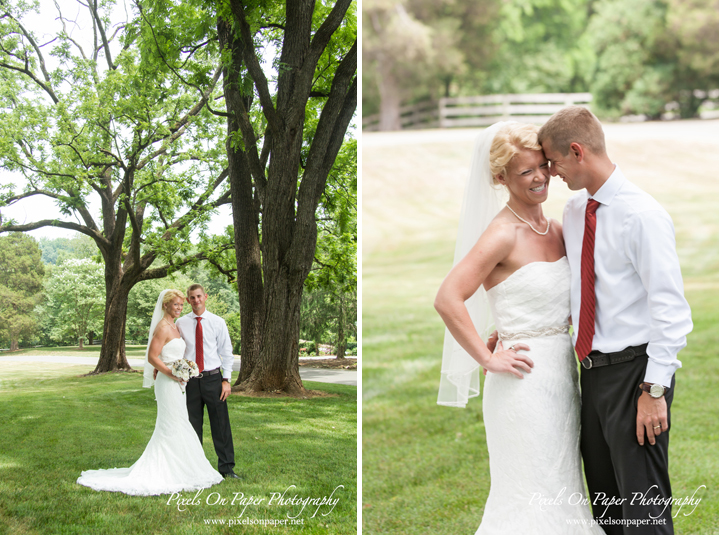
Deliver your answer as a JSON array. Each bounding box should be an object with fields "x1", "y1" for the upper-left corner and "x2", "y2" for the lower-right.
[{"x1": 581, "y1": 356, "x2": 593, "y2": 369}]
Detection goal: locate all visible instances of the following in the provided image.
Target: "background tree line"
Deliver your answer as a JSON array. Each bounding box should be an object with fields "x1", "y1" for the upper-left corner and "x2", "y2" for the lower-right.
[
  {"x1": 363, "y1": 0, "x2": 719, "y2": 126},
  {"x1": 0, "y1": 233, "x2": 356, "y2": 357}
]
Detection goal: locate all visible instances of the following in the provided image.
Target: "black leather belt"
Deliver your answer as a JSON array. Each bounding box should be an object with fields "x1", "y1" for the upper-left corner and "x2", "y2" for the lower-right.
[
  {"x1": 193, "y1": 366, "x2": 220, "y2": 378},
  {"x1": 581, "y1": 344, "x2": 648, "y2": 369}
]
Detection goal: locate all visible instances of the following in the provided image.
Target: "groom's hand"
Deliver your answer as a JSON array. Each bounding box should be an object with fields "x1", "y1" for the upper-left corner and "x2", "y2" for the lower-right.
[
  {"x1": 220, "y1": 380, "x2": 231, "y2": 402},
  {"x1": 483, "y1": 331, "x2": 500, "y2": 376},
  {"x1": 486, "y1": 330, "x2": 499, "y2": 353},
  {"x1": 636, "y1": 392, "x2": 668, "y2": 446}
]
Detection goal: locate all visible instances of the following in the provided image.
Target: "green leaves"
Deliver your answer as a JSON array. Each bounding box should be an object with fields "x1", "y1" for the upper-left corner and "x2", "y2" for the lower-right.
[
  {"x1": 0, "y1": 233, "x2": 44, "y2": 348},
  {"x1": 38, "y1": 258, "x2": 105, "y2": 346},
  {"x1": 306, "y1": 138, "x2": 356, "y2": 295}
]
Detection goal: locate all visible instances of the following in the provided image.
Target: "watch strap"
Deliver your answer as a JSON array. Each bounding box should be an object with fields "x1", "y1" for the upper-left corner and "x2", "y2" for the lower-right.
[{"x1": 639, "y1": 382, "x2": 666, "y2": 397}]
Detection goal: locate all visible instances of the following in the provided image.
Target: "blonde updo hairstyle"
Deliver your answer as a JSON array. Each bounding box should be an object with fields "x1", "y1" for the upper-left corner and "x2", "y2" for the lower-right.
[
  {"x1": 162, "y1": 289, "x2": 186, "y2": 310},
  {"x1": 489, "y1": 123, "x2": 542, "y2": 185}
]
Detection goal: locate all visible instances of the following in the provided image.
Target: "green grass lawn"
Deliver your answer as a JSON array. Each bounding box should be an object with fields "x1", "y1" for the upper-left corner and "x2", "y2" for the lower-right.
[
  {"x1": 0, "y1": 364, "x2": 357, "y2": 534},
  {"x1": 362, "y1": 244, "x2": 718, "y2": 535},
  {"x1": 362, "y1": 123, "x2": 719, "y2": 535}
]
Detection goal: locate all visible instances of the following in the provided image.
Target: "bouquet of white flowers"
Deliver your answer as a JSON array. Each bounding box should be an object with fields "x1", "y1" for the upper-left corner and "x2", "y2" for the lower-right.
[{"x1": 170, "y1": 359, "x2": 200, "y2": 393}]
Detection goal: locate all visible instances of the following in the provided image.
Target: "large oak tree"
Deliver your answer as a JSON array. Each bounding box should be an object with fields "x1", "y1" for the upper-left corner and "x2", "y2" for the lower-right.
[
  {"x1": 217, "y1": 0, "x2": 356, "y2": 394},
  {"x1": 0, "y1": 0, "x2": 231, "y2": 372}
]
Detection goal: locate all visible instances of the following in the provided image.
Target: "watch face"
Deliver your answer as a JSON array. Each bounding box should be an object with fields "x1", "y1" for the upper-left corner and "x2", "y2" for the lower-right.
[{"x1": 650, "y1": 384, "x2": 664, "y2": 397}]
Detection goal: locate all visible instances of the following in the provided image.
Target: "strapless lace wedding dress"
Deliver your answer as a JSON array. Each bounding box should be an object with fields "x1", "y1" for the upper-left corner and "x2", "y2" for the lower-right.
[
  {"x1": 477, "y1": 258, "x2": 604, "y2": 534},
  {"x1": 76, "y1": 338, "x2": 223, "y2": 495}
]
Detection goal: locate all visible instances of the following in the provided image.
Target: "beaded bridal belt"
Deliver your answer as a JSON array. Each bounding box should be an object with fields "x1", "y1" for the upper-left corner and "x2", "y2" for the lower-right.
[{"x1": 498, "y1": 325, "x2": 569, "y2": 342}]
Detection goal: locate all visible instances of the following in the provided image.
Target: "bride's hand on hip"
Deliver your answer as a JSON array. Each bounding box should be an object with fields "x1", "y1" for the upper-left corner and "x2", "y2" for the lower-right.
[{"x1": 483, "y1": 340, "x2": 533, "y2": 379}]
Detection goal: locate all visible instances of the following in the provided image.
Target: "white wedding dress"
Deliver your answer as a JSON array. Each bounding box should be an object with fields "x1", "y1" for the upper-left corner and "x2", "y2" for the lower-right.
[
  {"x1": 477, "y1": 258, "x2": 604, "y2": 534},
  {"x1": 77, "y1": 338, "x2": 224, "y2": 495}
]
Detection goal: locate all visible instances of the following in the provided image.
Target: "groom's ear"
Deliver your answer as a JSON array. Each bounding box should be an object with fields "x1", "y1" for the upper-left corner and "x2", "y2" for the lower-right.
[{"x1": 569, "y1": 142, "x2": 585, "y2": 162}]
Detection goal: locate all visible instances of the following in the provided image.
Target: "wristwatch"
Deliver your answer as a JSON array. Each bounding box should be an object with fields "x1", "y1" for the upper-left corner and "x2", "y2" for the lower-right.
[
  {"x1": 222, "y1": 378, "x2": 230, "y2": 383},
  {"x1": 639, "y1": 382, "x2": 667, "y2": 399}
]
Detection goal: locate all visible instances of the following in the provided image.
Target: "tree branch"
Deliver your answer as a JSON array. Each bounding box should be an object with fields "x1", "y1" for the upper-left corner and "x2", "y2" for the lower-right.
[
  {"x1": 135, "y1": 3, "x2": 228, "y2": 118},
  {"x1": 229, "y1": 0, "x2": 282, "y2": 133},
  {"x1": 89, "y1": 0, "x2": 115, "y2": 70},
  {"x1": 12, "y1": 15, "x2": 57, "y2": 95},
  {"x1": 0, "y1": 219, "x2": 106, "y2": 245},
  {"x1": 3, "y1": 189, "x2": 65, "y2": 205},
  {"x1": 139, "y1": 168, "x2": 230, "y2": 261},
  {"x1": 53, "y1": 1, "x2": 88, "y2": 60},
  {"x1": 135, "y1": 67, "x2": 224, "y2": 171},
  {"x1": 0, "y1": 60, "x2": 59, "y2": 104},
  {"x1": 301, "y1": 40, "x2": 356, "y2": 200},
  {"x1": 138, "y1": 242, "x2": 235, "y2": 282}
]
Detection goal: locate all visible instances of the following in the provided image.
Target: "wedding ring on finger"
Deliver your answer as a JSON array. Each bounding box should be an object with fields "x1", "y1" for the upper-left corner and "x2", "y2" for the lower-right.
[
  {"x1": 508, "y1": 345, "x2": 516, "y2": 352},
  {"x1": 653, "y1": 425, "x2": 661, "y2": 430}
]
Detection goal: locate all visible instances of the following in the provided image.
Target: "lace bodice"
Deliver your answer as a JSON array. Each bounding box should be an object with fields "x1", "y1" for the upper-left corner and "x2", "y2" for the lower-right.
[
  {"x1": 477, "y1": 256, "x2": 603, "y2": 534},
  {"x1": 159, "y1": 337, "x2": 186, "y2": 364},
  {"x1": 486, "y1": 258, "x2": 570, "y2": 334}
]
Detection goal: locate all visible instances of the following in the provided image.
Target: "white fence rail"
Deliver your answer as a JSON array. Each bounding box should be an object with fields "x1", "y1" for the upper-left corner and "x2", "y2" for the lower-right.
[{"x1": 362, "y1": 92, "x2": 593, "y2": 131}]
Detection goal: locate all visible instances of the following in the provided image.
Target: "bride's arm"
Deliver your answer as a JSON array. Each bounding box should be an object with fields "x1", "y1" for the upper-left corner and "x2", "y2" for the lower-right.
[
  {"x1": 148, "y1": 325, "x2": 183, "y2": 382},
  {"x1": 434, "y1": 221, "x2": 533, "y2": 378}
]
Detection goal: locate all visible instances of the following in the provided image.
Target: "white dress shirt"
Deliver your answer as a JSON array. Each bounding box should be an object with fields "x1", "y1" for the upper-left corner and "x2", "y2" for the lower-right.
[
  {"x1": 563, "y1": 165, "x2": 693, "y2": 387},
  {"x1": 176, "y1": 310, "x2": 234, "y2": 380}
]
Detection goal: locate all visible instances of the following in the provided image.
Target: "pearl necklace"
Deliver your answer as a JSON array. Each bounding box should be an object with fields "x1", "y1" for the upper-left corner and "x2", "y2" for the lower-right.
[{"x1": 506, "y1": 204, "x2": 551, "y2": 236}]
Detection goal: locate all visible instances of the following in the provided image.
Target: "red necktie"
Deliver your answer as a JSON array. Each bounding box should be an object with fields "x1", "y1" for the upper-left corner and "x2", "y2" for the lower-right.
[
  {"x1": 195, "y1": 317, "x2": 204, "y2": 372},
  {"x1": 576, "y1": 199, "x2": 600, "y2": 362}
]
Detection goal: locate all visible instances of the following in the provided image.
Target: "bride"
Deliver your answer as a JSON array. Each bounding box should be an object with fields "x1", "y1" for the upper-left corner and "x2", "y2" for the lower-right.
[
  {"x1": 435, "y1": 123, "x2": 604, "y2": 534},
  {"x1": 77, "y1": 289, "x2": 223, "y2": 495}
]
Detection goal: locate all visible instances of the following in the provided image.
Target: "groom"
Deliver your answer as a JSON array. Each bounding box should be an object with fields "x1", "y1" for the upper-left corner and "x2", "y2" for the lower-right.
[
  {"x1": 538, "y1": 107, "x2": 692, "y2": 534},
  {"x1": 176, "y1": 283, "x2": 239, "y2": 479}
]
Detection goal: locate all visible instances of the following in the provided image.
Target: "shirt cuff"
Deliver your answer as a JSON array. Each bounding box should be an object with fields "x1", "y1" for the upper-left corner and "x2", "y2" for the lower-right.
[{"x1": 643, "y1": 359, "x2": 676, "y2": 389}]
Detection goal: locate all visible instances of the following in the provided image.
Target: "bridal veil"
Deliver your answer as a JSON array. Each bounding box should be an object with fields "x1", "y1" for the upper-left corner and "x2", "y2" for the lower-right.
[{"x1": 437, "y1": 122, "x2": 511, "y2": 408}]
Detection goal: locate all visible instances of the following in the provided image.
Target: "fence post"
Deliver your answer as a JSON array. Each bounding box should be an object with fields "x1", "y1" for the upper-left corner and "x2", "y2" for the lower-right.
[{"x1": 502, "y1": 94, "x2": 510, "y2": 121}]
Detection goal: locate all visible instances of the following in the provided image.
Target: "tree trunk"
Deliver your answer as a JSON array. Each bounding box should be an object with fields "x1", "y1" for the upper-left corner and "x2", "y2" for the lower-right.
[
  {"x1": 218, "y1": 17, "x2": 265, "y2": 386},
  {"x1": 238, "y1": 266, "x2": 306, "y2": 395},
  {"x1": 219, "y1": 2, "x2": 356, "y2": 395},
  {"x1": 10, "y1": 338, "x2": 18, "y2": 351},
  {"x1": 377, "y1": 56, "x2": 402, "y2": 131},
  {"x1": 335, "y1": 294, "x2": 346, "y2": 359},
  {"x1": 78, "y1": 337, "x2": 84, "y2": 350},
  {"x1": 92, "y1": 274, "x2": 133, "y2": 373},
  {"x1": 236, "y1": 134, "x2": 311, "y2": 395}
]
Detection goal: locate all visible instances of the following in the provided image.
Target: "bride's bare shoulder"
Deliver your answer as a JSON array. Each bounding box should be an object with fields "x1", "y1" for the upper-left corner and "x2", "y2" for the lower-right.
[
  {"x1": 153, "y1": 321, "x2": 173, "y2": 341},
  {"x1": 482, "y1": 212, "x2": 519, "y2": 245}
]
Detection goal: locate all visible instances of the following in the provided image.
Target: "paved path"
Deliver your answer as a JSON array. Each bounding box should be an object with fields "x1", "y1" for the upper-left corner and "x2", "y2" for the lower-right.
[{"x1": 0, "y1": 355, "x2": 357, "y2": 386}]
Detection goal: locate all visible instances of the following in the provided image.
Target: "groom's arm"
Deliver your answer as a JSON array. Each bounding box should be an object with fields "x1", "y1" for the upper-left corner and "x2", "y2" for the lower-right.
[
  {"x1": 628, "y1": 209, "x2": 693, "y2": 446},
  {"x1": 217, "y1": 319, "x2": 234, "y2": 378},
  {"x1": 216, "y1": 318, "x2": 234, "y2": 400},
  {"x1": 627, "y1": 209, "x2": 693, "y2": 387}
]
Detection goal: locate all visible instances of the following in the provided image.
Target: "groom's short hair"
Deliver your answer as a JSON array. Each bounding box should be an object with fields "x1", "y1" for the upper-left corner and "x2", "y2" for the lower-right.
[
  {"x1": 187, "y1": 283, "x2": 206, "y2": 296},
  {"x1": 538, "y1": 106, "x2": 606, "y2": 156}
]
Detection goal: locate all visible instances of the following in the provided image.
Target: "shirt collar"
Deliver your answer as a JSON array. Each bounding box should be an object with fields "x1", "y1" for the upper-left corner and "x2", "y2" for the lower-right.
[
  {"x1": 189, "y1": 310, "x2": 207, "y2": 319},
  {"x1": 589, "y1": 164, "x2": 625, "y2": 206}
]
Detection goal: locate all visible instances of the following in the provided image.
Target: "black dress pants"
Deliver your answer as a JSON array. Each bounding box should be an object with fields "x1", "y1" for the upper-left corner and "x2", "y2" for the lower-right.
[
  {"x1": 186, "y1": 371, "x2": 235, "y2": 474},
  {"x1": 581, "y1": 354, "x2": 675, "y2": 535}
]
